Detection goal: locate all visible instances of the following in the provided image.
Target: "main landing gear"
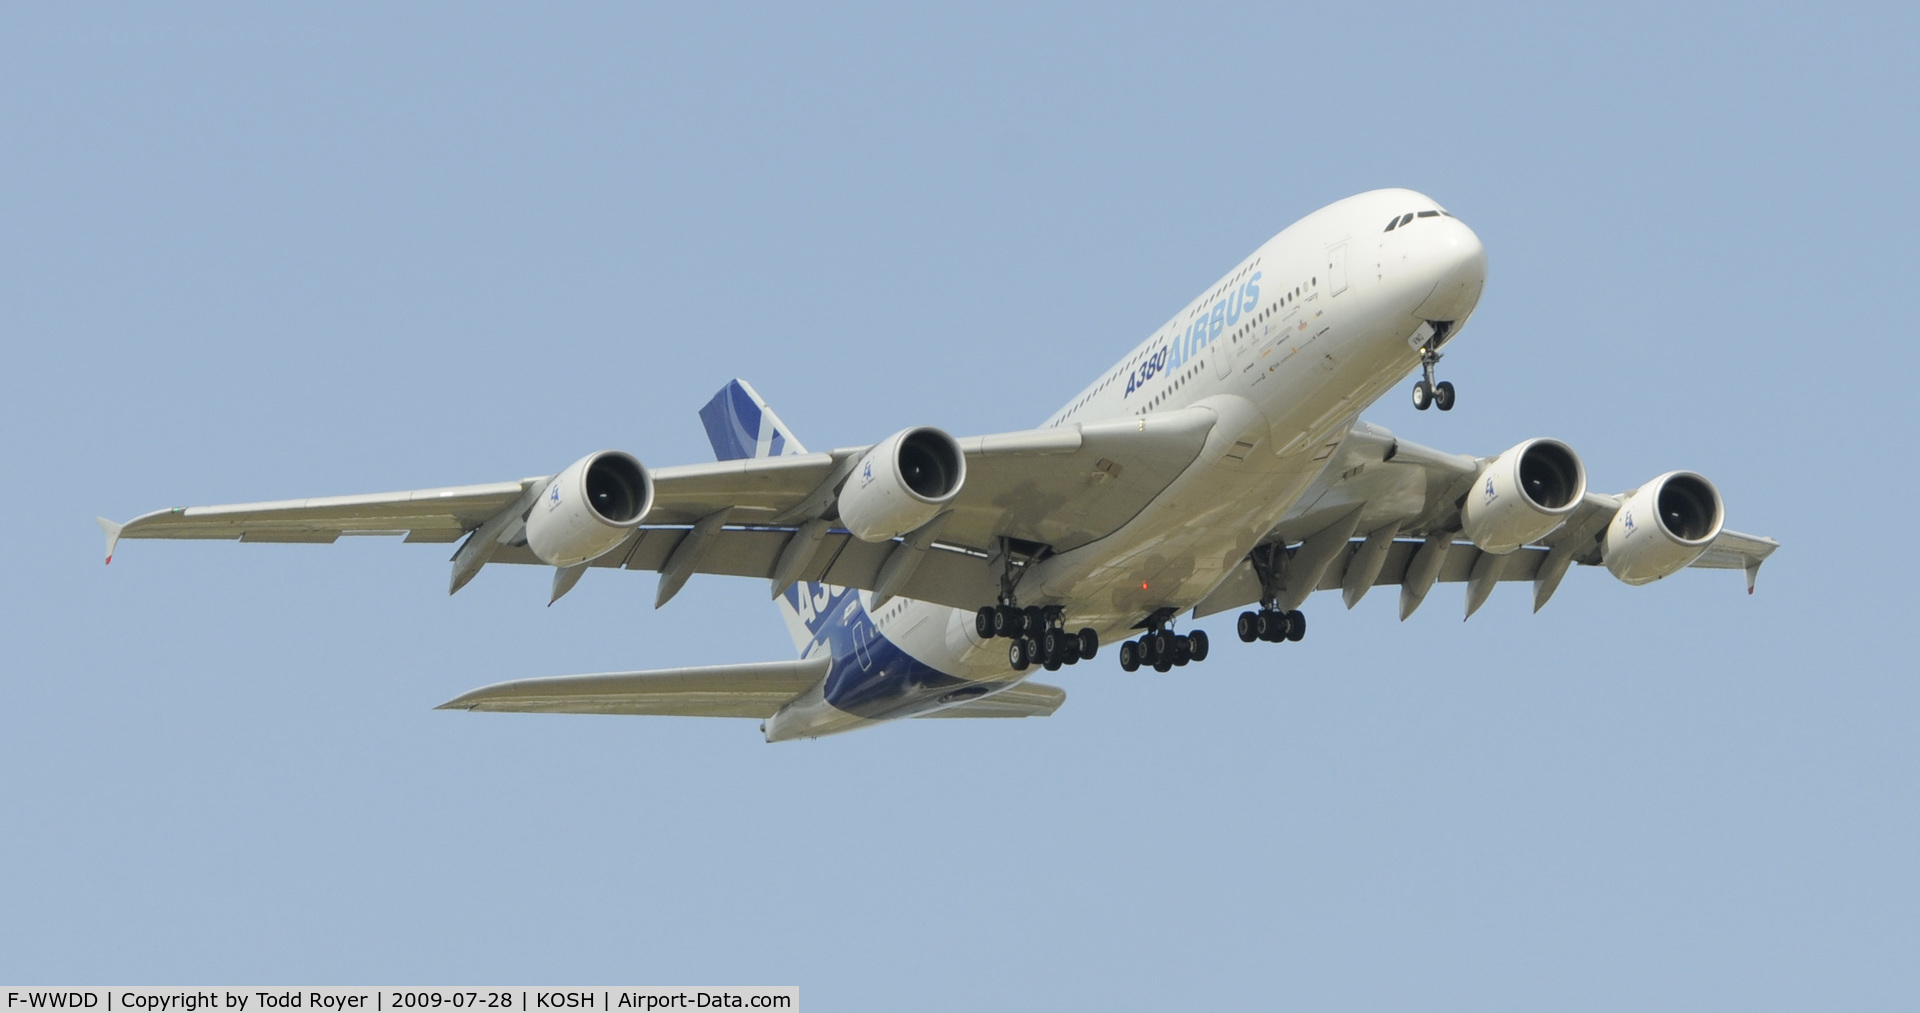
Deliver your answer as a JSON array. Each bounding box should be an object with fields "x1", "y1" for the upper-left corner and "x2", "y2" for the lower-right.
[
  {"x1": 1410, "y1": 321, "x2": 1456, "y2": 412},
  {"x1": 976, "y1": 604, "x2": 1098, "y2": 673},
  {"x1": 1115, "y1": 609, "x2": 1210, "y2": 673},
  {"x1": 1236, "y1": 607, "x2": 1306, "y2": 644},
  {"x1": 1117, "y1": 627, "x2": 1210, "y2": 673},
  {"x1": 1240, "y1": 540, "x2": 1308, "y2": 648}
]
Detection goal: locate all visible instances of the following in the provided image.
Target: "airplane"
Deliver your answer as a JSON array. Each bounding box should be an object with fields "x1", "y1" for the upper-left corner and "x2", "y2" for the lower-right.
[{"x1": 98, "y1": 188, "x2": 1779, "y2": 742}]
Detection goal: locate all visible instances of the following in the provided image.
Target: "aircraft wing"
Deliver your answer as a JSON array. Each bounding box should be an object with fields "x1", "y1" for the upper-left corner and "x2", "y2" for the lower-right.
[
  {"x1": 1192, "y1": 422, "x2": 1780, "y2": 619},
  {"x1": 101, "y1": 407, "x2": 1220, "y2": 611},
  {"x1": 435, "y1": 657, "x2": 831, "y2": 718}
]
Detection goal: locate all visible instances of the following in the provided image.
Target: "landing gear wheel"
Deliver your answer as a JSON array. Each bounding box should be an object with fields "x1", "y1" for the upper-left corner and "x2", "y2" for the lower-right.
[
  {"x1": 993, "y1": 605, "x2": 1021, "y2": 638},
  {"x1": 1412, "y1": 379, "x2": 1433, "y2": 411},
  {"x1": 976, "y1": 607, "x2": 996, "y2": 639},
  {"x1": 1008, "y1": 639, "x2": 1030, "y2": 671},
  {"x1": 1022, "y1": 606, "x2": 1044, "y2": 636},
  {"x1": 1152, "y1": 629, "x2": 1175, "y2": 658},
  {"x1": 1041, "y1": 628, "x2": 1065, "y2": 661},
  {"x1": 1077, "y1": 628, "x2": 1099, "y2": 659},
  {"x1": 1173, "y1": 636, "x2": 1192, "y2": 666},
  {"x1": 1188, "y1": 629, "x2": 1209, "y2": 661},
  {"x1": 1237, "y1": 611, "x2": 1259, "y2": 643},
  {"x1": 1434, "y1": 380, "x2": 1456, "y2": 411},
  {"x1": 1255, "y1": 610, "x2": 1278, "y2": 642},
  {"x1": 1044, "y1": 655, "x2": 1062, "y2": 672},
  {"x1": 1119, "y1": 640, "x2": 1141, "y2": 672},
  {"x1": 1153, "y1": 655, "x2": 1174, "y2": 673},
  {"x1": 1285, "y1": 609, "x2": 1306, "y2": 642}
]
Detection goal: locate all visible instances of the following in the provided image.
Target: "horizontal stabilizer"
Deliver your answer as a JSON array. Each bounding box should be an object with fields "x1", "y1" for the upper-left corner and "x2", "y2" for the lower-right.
[
  {"x1": 916, "y1": 680, "x2": 1065, "y2": 719},
  {"x1": 437, "y1": 656, "x2": 830, "y2": 719}
]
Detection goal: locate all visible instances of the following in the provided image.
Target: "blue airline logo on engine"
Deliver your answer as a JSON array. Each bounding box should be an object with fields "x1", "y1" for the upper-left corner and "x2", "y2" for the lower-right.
[{"x1": 1126, "y1": 272, "x2": 1260, "y2": 397}]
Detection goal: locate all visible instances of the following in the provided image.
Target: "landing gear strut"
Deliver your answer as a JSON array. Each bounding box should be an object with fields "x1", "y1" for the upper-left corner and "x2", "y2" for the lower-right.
[
  {"x1": 1237, "y1": 541, "x2": 1308, "y2": 649},
  {"x1": 1410, "y1": 322, "x2": 1456, "y2": 412}
]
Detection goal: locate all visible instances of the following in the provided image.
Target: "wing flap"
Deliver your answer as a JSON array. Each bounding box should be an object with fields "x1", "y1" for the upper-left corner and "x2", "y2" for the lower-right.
[{"x1": 436, "y1": 656, "x2": 831, "y2": 718}]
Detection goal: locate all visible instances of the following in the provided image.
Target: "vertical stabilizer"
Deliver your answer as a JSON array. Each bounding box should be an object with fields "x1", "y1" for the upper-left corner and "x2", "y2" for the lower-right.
[
  {"x1": 699, "y1": 380, "x2": 834, "y2": 655},
  {"x1": 700, "y1": 379, "x2": 808, "y2": 461}
]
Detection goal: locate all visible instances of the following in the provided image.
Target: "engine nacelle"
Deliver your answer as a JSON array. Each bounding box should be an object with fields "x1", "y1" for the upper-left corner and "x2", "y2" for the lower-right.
[
  {"x1": 524, "y1": 451, "x2": 654, "y2": 567},
  {"x1": 1604, "y1": 471, "x2": 1724, "y2": 585},
  {"x1": 838, "y1": 426, "x2": 966, "y2": 542},
  {"x1": 1459, "y1": 438, "x2": 1588, "y2": 554}
]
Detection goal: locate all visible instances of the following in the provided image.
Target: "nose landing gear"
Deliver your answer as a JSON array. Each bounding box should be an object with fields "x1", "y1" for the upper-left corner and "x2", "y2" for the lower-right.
[{"x1": 1410, "y1": 321, "x2": 1457, "y2": 412}]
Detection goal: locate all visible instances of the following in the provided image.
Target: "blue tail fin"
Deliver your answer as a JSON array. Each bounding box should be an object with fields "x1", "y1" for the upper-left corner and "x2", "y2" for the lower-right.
[
  {"x1": 700, "y1": 379, "x2": 808, "y2": 461},
  {"x1": 700, "y1": 380, "x2": 839, "y2": 654}
]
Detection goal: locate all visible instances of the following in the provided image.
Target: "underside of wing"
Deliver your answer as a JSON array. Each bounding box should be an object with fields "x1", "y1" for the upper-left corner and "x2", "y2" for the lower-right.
[
  {"x1": 435, "y1": 657, "x2": 830, "y2": 719},
  {"x1": 105, "y1": 480, "x2": 536, "y2": 549},
  {"x1": 101, "y1": 407, "x2": 1222, "y2": 611},
  {"x1": 1200, "y1": 421, "x2": 1781, "y2": 618},
  {"x1": 914, "y1": 680, "x2": 1066, "y2": 719}
]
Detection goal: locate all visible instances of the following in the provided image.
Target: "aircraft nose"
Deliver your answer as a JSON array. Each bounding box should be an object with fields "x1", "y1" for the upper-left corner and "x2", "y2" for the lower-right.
[{"x1": 1411, "y1": 217, "x2": 1487, "y2": 325}]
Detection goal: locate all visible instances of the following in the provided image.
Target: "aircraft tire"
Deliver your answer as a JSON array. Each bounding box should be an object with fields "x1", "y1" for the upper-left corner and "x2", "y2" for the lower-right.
[
  {"x1": 1008, "y1": 639, "x2": 1030, "y2": 671},
  {"x1": 1412, "y1": 380, "x2": 1433, "y2": 410},
  {"x1": 993, "y1": 606, "x2": 1021, "y2": 638},
  {"x1": 1435, "y1": 381, "x2": 1456, "y2": 411},
  {"x1": 1286, "y1": 610, "x2": 1306, "y2": 642},
  {"x1": 976, "y1": 607, "x2": 996, "y2": 639},
  {"x1": 1189, "y1": 629, "x2": 1210, "y2": 662},
  {"x1": 1119, "y1": 640, "x2": 1141, "y2": 672},
  {"x1": 1173, "y1": 637, "x2": 1191, "y2": 666},
  {"x1": 1237, "y1": 611, "x2": 1259, "y2": 642}
]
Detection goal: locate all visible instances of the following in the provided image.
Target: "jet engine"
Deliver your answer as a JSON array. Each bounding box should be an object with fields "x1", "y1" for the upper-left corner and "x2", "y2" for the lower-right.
[
  {"x1": 1459, "y1": 438, "x2": 1588, "y2": 554},
  {"x1": 838, "y1": 427, "x2": 966, "y2": 542},
  {"x1": 1603, "y1": 471, "x2": 1724, "y2": 585},
  {"x1": 524, "y1": 451, "x2": 654, "y2": 567}
]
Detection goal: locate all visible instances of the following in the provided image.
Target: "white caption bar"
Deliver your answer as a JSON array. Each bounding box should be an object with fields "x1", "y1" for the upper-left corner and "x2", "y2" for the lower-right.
[{"x1": 1, "y1": 991, "x2": 795, "y2": 1013}]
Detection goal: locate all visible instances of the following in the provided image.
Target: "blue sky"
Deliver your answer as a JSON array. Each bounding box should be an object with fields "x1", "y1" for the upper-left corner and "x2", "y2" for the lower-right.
[{"x1": 4, "y1": 3, "x2": 1915, "y2": 1008}]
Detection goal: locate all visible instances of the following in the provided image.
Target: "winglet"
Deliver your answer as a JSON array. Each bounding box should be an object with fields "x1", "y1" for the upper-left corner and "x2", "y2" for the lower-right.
[
  {"x1": 1744, "y1": 555, "x2": 1764, "y2": 595},
  {"x1": 96, "y1": 517, "x2": 124, "y2": 565}
]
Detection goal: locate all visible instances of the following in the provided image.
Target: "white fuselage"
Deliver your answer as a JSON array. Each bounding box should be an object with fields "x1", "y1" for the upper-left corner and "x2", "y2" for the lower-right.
[{"x1": 767, "y1": 189, "x2": 1487, "y2": 740}]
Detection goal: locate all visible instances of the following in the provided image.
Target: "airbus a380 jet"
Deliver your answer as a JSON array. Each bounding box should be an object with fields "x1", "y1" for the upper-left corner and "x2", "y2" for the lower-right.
[{"x1": 101, "y1": 189, "x2": 1778, "y2": 741}]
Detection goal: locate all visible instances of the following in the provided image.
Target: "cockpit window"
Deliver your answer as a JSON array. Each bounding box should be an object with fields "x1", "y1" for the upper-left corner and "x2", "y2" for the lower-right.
[{"x1": 1385, "y1": 210, "x2": 1453, "y2": 232}]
